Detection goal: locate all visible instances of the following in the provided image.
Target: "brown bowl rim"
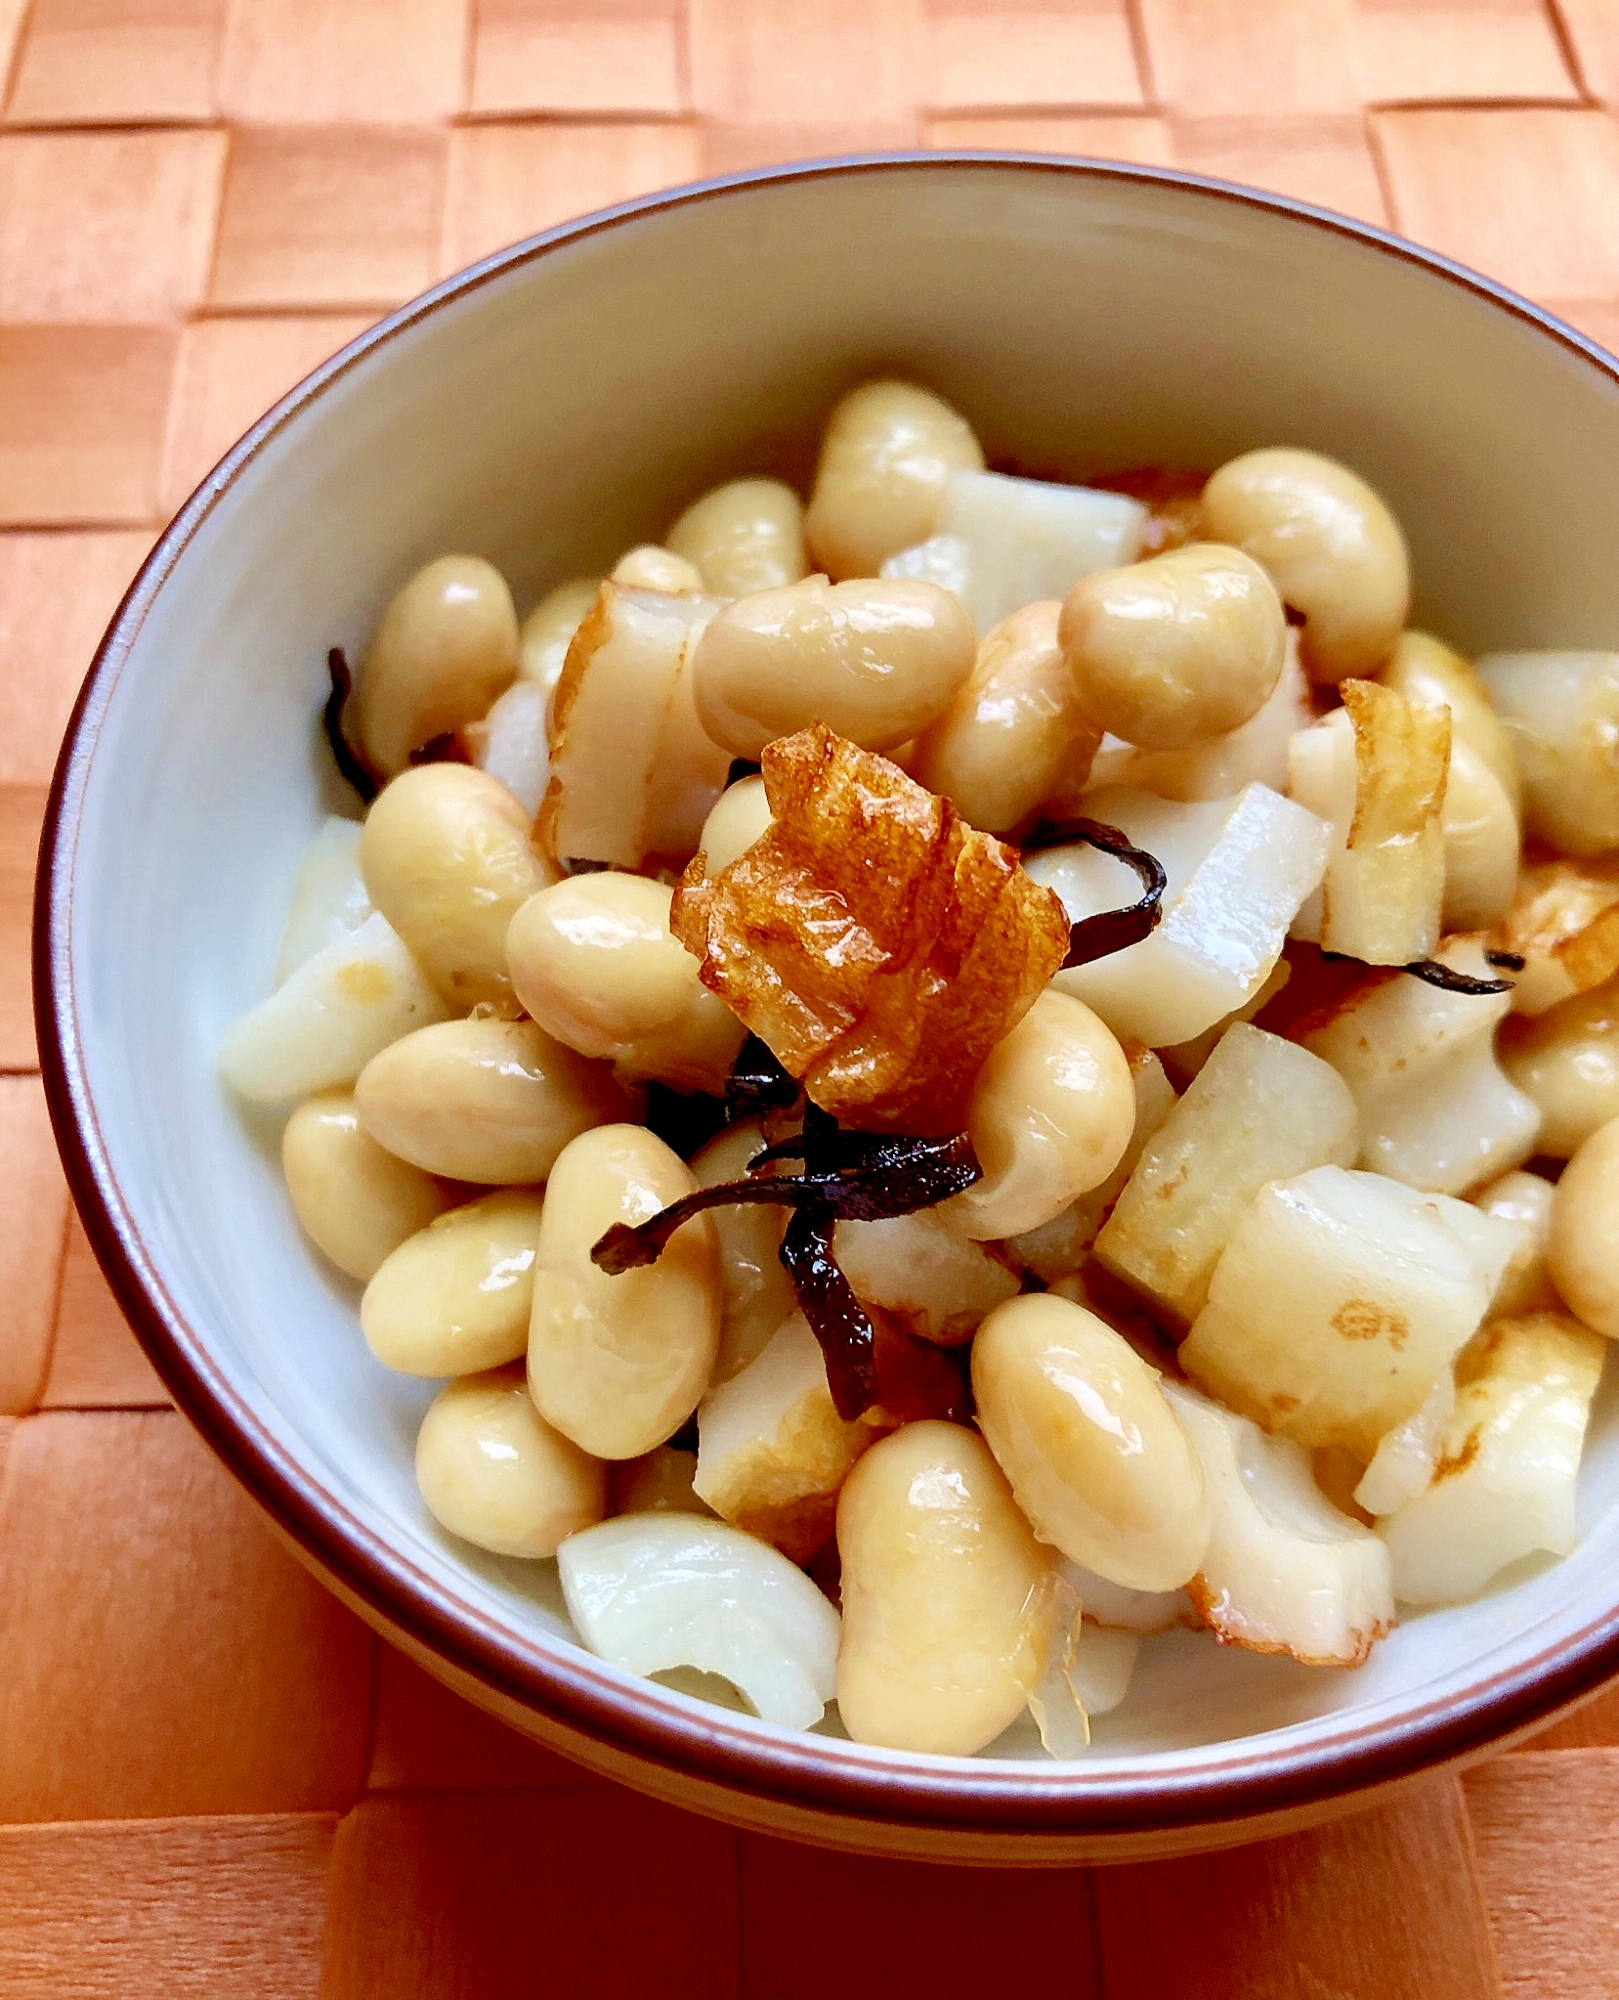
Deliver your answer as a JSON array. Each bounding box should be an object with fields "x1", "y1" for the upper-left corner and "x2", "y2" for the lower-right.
[{"x1": 34, "y1": 150, "x2": 1619, "y2": 1844}]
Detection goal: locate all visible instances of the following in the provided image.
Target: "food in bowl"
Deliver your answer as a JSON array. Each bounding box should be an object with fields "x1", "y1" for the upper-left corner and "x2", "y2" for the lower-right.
[{"x1": 217, "y1": 375, "x2": 1619, "y2": 1760}]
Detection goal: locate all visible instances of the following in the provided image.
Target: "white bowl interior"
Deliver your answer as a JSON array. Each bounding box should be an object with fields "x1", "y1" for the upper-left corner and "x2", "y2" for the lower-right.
[{"x1": 61, "y1": 161, "x2": 1619, "y2": 1783}]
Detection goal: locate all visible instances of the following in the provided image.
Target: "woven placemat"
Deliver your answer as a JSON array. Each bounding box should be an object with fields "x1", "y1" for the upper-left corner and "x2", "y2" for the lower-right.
[{"x1": 5, "y1": 3, "x2": 1619, "y2": 1991}]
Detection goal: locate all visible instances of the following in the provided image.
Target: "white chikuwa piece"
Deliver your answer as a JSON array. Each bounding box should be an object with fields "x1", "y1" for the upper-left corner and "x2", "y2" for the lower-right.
[
  {"x1": 1287, "y1": 679, "x2": 1449, "y2": 965},
  {"x1": 1164, "y1": 1381, "x2": 1395, "y2": 1666},
  {"x1": 1299, "y1": 940, "x2": 1541, "y2": 1196},
  {"x1": 1378, "y1": 1314, "x2": 1606, "y2": 1605},
  {"x1": 1028, "y1": 783, "x2": 1330, "y2": 1048},
  {"x1": 694, "y1": 1311, "x2": 886, "y2": 1562},
  {"x1": 539, "y1": 582, "x2": 729, "y2": 868},
  {"x1": 219, "y1": 910, "x2": 449, "y2": 1103},
  {"x1": 274, "y1": 817, "x2": 371, "y2": 982},
  {"x1": 1096, "y1": 1024, "x2": 1359, "y2": 1326},
  {"x1": 917, "y1": 467, "x2": 1147, "y2": 633},
  {"x1": 1179, "y1": 1165, "x2": 1497, "y2": 1459},
  {"x1": 558, "y1": 1513, "x2": 840, "y2": 1730}
]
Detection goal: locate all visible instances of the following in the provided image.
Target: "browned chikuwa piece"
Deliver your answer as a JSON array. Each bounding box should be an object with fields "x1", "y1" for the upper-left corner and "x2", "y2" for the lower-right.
[{"x1": 670, "y1": 724, "x2": 1071, "y2": 1134}]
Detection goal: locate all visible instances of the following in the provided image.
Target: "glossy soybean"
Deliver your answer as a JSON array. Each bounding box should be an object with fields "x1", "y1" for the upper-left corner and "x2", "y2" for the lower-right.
[
  {"x1": 972, "y1": 1293, "x2": 1211, "y2": 1591},
  {"x1": 353, "y1": 554, "x2": 519, "y2": 776},
  {"x1": 281, "y1": 1087, "x2": 451, "y2": 1281},
  {"x1": 527, "y1": 1123, "x2": 721, "y2": 1458},
  {"x1": 836, "y1": 1421, "x2": 1055, "y2": 1757},
  {"x1": 354, "y1": 1017, "x2": 638, "y2": 1183},
  {"x1": 416, "y1": 1365, "x2": 606, "y2": 1557}
]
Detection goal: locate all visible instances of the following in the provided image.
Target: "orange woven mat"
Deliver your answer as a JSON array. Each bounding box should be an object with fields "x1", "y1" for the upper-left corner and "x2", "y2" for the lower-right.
[{"x1": 5, "y1": 3, "x2": 1619, "y2": 1992}]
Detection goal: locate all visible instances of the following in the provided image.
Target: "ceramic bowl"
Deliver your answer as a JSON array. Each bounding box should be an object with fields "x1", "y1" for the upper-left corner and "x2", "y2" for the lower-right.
[{"x1": 37, "y1": 154, "x2": 1619, "y2": 1865}]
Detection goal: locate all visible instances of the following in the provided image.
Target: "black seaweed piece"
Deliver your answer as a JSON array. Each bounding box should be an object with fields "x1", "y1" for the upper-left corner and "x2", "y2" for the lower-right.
[
  {"x1": 1318, "y1": 947, "x2": 1517, "y2": 998},
  {"x1": 1026, "y1": 816, "x2": 1168, "y2": 969},
  {"x1": 725, "y1": 1034, "x2": 801, "y2": 1123},
  {"x1": 643, "y1": 1081, "x2": 730, "y2": 1162},
  {"x1": 322, "y1": 647, "x2": 380, "y2": 804},
  {"x1": 593, "y1": 1177, "x2": 805, "y2": 1273},
  {"x1": 1486, "y1": 950, "x2": 1527, "y2": 972},
  {"x1": 1403, "y1": 958, "x2": 1514, "y2": 996},
  {"x1": 779, "y1": 1199, "x2": 879, "y2": 1420},
  {"x1": 590, "y1": 1100, "x2": 983, "y2": 1422},
  {"x1": 591, "y1": 1126, "x2": 984, "y2": 1274},
  {"x1": 775, "y1": 1199, "x2": 972, "y2": 1425}
]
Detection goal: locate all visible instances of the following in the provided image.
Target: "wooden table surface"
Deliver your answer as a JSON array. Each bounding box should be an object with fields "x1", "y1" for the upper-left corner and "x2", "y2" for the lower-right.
[{"x1": 4, "y1": 1, "x2": 1619, "y2": 1992}]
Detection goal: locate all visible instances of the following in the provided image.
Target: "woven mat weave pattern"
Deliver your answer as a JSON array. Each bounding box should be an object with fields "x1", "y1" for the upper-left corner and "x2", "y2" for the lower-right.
[{"x1": 5, "y1": 2, "x2": 1619, "y2": 1992}]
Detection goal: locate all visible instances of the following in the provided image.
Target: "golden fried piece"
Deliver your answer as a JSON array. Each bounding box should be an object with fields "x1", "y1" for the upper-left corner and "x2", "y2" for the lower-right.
[{"x1": 671, "y1": 725, "x2": 1070, "y2": 1133}]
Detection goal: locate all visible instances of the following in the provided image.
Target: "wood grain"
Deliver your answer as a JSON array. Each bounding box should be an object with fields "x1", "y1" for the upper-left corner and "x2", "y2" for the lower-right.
[
  {"x1": 215, "y1": 0, "x2": 469, "y2": 124},
  {"x1": 209, "y1": 127, "x2": 447, "y2": 311},
  {"x1": 0, "y1": 131, "x2": 227, "y2": 325},
  {"x1": 160, "y1": 313, "x2": 371, "y2": 512},
  {"x1": 1134, "y1": 0, "x2": 1363, "y2": 117},
  {"x1": 441, "y1": 120, "x2": 702, "y2": 273},
  {"x1": 928, "y1": 110, "x2": 1170, "y2": 156},
  {"x1": 0, "y1": 1814, "x2": 334, "y2": 1998},
  {"x1": 739, "y1": 1834, "x2": 1106, "y2": 1997},
  {"x1": 0, "y1": 1077, "x2": 69, "y2": 1416},
  {"x1": 0, "y1": 1411, "x2": 373, "y2": 1820},
  {"x1": 689, "y1": 0, "x2": 918, "y2": 121},
  {"x1": 1171, "y1": 114, "x2": 1388, "y2": 224},
  {"x1": 0, "y1": 782, "x2": 46, "y2": 1066},
  {"x1": 1516, "y1": 1681, "x2": 1619, "y2": 1751},
  {"x1": 0, "y1": 531, "x2": 150, "y2": 783},
  {"x1": 366, "y1": 1646, "x2": 581, "y2": 1790},
  {"x1": 1555, "y1": 0, "x2": 1619, "y2": 103},
  {"x1": 1466, "y1": 1753, "x2": 1619, "y2": 1998},
  {"x1": 41, "y1": 1214, "x2": 169, "y2": 1408},
  {"x1": 1352, "y1": 0, "x2": 1576, "y2": 106},
  {"x1": 320, "y1": 1788, "x2": 739, "y2": 1998},
  {"x1": 3, "y1": 2, "x2": 1619, "y2": 1987},
  {"x1": 0, "y1": 326, "x2": 175, "y2": 526},
  {"x1": 923, "y1": 0, "x2": 1144, "y2": 113},
  {"x1": 468, "y1": 0, "x2": 687, "y2": 117},
  {"x1": 1377, "y1": 108, "x2": 1619, "y2": 304},
  {"x1": 6, "y1": 0, "x2": 230, "y2": 128},
  {"x1": 1094, "y1": 1776, "x2": 1503, "y2": 1999}
]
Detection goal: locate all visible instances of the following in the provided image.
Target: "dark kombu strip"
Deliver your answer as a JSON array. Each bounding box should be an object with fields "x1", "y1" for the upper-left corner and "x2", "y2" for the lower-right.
[
  {"x1": 323, "y1": 647, "x2": 380, "y2": 804},
  {"x1": 324, "y1": 646, "x2": 470, "y2": 802},
  {"x1": 589, "y1": 813, "x2": 1172, "y2": 1426},
  {"x1": 1400, "y1": 956, "x2": 1515, "y2": 996},
  {"x1": 594, "y1": 1092, "x2": 980, "y2": 1422},
  {"x1": 1323, "y1": 950, "x2": 1518, "y2": 998},
  {"x1": 643, "y1": 1082, "x2": 731, "y2": 1162},
  {"x1": 1025, "y1": 816, "x2": 1169, "y2": 968},
  {"x1": 409, "y1": 732, "x2": 471, "y2": 769}
]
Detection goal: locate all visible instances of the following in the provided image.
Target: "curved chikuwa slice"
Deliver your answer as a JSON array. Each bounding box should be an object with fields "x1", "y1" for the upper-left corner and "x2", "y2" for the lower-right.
[
  {"x1": 537, "y1": 581, "x2": 728, "y2": 869},
  {"x1": 670, "y1": 725, "x2": 1071, "y2": 1134}
]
